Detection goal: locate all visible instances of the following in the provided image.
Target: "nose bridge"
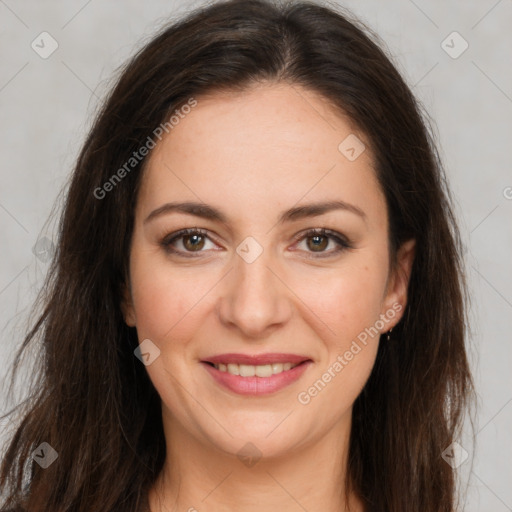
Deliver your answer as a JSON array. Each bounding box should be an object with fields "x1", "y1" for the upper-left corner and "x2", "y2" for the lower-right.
[{"x1": 218, "y1": 237, "x2": 291, "y2": 337}]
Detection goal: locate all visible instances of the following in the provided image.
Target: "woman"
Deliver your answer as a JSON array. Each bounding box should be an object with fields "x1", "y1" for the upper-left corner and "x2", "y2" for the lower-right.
[{"x1": 0, "y1": 0, "x2": 475, "y2": 511}]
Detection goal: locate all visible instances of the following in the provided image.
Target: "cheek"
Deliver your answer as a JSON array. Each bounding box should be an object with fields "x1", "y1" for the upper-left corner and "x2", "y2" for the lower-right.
[
  {"x1": 292, "y1": 260, "x2": 387, "y2": 343},
  {"x1": 289, "y1": 259, "x2": 387, "y2": 401},
  {"x1": 292, "y1": 270, "x2": 384, "y2": 416},
  {"x1": 128, "y1": 254, "x2": 205, "y2": 342},
  {"x1": 128, "y1": 257, "x2": 211, "y2": 399}
]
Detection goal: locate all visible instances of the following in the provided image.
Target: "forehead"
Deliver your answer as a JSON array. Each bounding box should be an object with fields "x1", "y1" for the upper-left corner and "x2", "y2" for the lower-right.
[{"x1": 138, "y1": 83, "x2": 386, "y2": 228}]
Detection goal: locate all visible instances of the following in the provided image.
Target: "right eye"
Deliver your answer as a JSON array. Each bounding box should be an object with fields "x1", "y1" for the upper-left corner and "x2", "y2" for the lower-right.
[{"x1": 160, "y1": 228, "x2": 219, "y2": 257}]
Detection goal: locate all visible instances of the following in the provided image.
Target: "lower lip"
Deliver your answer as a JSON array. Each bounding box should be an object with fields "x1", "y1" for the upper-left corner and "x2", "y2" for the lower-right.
[{"x1": 201, "y1": 361, "x2": 312, "y2": 395}]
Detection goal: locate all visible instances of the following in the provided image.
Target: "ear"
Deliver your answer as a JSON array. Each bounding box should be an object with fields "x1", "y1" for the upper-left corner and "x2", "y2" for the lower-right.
[
  {"x1": 381, "y1": 238, "x2": 416, "y2": 327},
  {"x1": 120, "y1": 280, "x2": 136, "y2": 327}
]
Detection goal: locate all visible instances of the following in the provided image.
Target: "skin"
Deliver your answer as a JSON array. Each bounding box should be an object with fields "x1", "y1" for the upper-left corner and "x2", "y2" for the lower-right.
[{"x1": 122, "y1": 82, "x2": 415, "y2": 512}]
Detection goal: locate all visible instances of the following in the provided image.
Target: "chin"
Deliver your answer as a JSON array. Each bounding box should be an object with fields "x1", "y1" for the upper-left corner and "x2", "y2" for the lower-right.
[{"x1": 201, "y1": 418, "x2": 306, "y2": 461}]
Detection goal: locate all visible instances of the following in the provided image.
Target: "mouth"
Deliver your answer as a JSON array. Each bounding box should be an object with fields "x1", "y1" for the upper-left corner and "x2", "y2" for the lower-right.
[{"x1": 200, "y1": 353, "x2": 312, "y2": 395}]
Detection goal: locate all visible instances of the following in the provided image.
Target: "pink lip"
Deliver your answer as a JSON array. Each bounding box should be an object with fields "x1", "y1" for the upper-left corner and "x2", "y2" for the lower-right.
[
  {"x1": 202, "y1": 353, "x2": 310, "y2": 365},
  {"x1": 201, "y1": 359, "x2": 313, "y2": 396}
]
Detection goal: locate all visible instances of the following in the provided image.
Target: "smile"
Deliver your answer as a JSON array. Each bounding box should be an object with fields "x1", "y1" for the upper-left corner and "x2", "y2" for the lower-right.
[{"x1": 201, "y1": 353, "x2": 312, "y2": 395}]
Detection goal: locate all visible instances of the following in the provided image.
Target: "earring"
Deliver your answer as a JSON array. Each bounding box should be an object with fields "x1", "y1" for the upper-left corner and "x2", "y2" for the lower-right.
[{"x1": 386, "y1": 328, "x2": 393, "y2": 342}]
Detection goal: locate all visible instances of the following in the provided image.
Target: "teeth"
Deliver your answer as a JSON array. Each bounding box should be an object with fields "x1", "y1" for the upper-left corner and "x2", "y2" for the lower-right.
[
  {"x1": 212, "y1": 362, "x2": 300, "y2": 376},
  {"x1": 239, "y1": 364, "x2": 255, "y2": 377},
  {"x1": 255, "y1": 364, "x2": 272, "y2": 377},
  {"x1": 227, "y1": 363, "x2": 239, "y2": 375}
]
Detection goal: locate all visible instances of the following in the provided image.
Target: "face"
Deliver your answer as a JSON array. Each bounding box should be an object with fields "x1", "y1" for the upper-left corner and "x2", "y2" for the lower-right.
[{"x1": 123, "y1": 83, "x2": 415, "y2": 459}]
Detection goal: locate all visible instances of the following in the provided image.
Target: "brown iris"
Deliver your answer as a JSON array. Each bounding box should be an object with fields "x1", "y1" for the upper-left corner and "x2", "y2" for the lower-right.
[
  {"x1": 307, "y1": 234, "x2": 328, "y2": 252},
  {"x1": 183, "y1": 233, "x2": 206, "y2": 251}
]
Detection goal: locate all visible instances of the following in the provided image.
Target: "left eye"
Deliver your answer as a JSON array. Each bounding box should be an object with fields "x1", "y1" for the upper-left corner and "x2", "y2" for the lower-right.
[{"x1": 292, "y1": 228, "x2": 351, "y2": 257}]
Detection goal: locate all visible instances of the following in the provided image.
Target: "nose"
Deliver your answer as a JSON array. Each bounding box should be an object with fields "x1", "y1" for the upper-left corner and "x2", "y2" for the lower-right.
[{"x1": 216, "y1": 246, "x2": 292, "y2": 339}]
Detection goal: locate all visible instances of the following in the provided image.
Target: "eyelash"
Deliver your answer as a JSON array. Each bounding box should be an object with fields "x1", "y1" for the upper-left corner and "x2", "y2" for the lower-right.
[{"x1": 160, "y1": 227, "x2": 352, "y2": 259}]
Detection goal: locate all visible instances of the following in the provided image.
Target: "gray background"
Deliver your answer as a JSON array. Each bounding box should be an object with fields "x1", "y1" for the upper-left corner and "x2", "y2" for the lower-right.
[{"x1": 0, "y1": 0, "x2": 511, "y2": 510}]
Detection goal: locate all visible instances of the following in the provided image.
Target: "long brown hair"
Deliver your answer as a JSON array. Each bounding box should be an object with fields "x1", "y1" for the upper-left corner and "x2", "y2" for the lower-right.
[{"x1": 0, "y1": 1, "x2": 475, "y2": 511}]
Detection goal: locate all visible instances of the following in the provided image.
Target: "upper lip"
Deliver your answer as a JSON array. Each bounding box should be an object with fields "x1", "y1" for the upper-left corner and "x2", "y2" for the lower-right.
[{"x1": 202, "y1": 353, "x2": 311, "y2": 365}]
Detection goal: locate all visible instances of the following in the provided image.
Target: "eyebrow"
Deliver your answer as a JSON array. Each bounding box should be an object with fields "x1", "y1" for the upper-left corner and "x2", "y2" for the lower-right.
[{"x1": 144, "y1": 200, "x2": 367, "y2": 225}]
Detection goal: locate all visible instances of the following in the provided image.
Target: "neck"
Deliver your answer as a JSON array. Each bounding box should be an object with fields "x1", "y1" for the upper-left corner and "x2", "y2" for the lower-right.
[{"x1": 148, "y1": 405, "x2": 365, "y2": 512}]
